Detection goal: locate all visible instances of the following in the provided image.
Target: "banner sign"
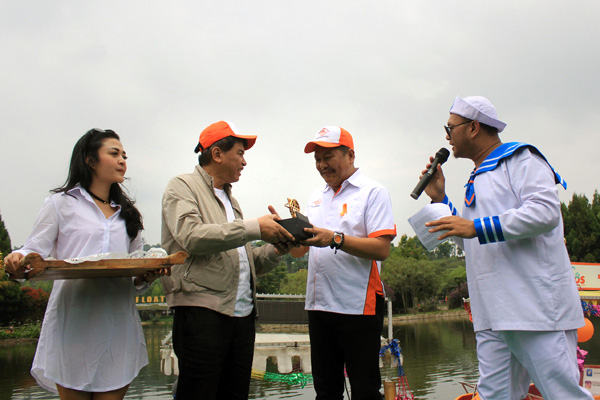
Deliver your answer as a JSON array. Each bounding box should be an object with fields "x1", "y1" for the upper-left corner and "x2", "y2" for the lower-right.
[{"x1": 573, "y1": 263, "x2": 600, "y2": 290}]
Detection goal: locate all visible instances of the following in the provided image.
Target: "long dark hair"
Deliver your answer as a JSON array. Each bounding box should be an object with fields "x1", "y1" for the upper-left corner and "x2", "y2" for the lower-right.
[{"x1": 52, "y1": 128, "x2": 143, "y2": 240}]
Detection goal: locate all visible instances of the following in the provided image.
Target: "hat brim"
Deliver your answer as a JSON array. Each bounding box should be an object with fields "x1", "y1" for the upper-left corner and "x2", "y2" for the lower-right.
[
  {"x1": 236, "y1": 135, "x2": 257, "y2": 150},
  {"x1": 195, "y1": 134, "x2": 257, "y2": 153},
  {"x1": 304, "y1": 141, "x2": 342, "y2": 153}
]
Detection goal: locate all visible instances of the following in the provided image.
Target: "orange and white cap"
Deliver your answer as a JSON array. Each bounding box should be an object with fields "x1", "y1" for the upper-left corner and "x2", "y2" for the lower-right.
[
  {"x1": 194, "y1": 120, "x2": 257, "y2": 153},
  {"x1": 304, "y1": 126, "x2": 354, "y2": 153}
]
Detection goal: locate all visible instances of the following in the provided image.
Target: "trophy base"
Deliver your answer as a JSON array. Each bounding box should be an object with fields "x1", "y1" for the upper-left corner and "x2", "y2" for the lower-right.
[{"x1": 277, "y1": 218, "x2": 313, "y2": 242}]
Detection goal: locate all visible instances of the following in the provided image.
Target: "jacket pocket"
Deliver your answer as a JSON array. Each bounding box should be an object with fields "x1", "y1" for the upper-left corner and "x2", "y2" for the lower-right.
[{"x1": 184, "y1": 252, "x2": 235, "y2": 292}]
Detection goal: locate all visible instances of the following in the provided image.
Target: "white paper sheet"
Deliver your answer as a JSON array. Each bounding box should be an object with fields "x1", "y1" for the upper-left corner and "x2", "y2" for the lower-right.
[{"x1": 408, "y1": 203, "x2": 454, "y2": 251}]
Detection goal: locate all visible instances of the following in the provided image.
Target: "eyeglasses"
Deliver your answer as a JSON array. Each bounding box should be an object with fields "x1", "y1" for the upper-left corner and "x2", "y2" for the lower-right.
[{"x1": 444, "y1": 121, "x2": 471, "y2": 137}]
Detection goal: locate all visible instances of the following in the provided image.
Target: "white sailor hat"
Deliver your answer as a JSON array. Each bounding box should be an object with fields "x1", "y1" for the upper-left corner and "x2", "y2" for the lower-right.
[{"x1": 450, "y1": 95, "x2": 507, "y2": 133}]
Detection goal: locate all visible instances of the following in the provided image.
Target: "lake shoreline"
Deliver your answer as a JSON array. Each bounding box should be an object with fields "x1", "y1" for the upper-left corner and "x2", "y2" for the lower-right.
[
  {"x1": 257, "y1": 308, "x2": 469, "y2": 333},
  {"x1": 0, "y1": 309, "x2": 470, "y2": 343}
]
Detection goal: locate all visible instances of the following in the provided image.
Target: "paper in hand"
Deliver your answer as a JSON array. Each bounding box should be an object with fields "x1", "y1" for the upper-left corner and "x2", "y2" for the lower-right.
[{"x1": 408, "y1": 203, "x2": 453, "y2": 251}]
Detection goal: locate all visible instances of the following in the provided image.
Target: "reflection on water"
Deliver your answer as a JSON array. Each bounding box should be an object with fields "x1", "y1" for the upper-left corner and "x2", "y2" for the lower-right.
[{"x1": 3, "y1": 315, "x2": 599, "y2": 399}]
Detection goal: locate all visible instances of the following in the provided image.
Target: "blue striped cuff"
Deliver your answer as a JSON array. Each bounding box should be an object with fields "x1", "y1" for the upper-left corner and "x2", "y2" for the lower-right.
[
  {"x1": 474, "y1": 216, "x2": 505, "y2": 244},
  {"x1": 441, "y1": 195, "x2": 458, "y2": 216}
]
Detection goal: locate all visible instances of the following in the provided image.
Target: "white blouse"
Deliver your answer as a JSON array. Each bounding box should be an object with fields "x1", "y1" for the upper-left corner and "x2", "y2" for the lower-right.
[{"x1": 17, "y1": 185, "x2": 148, "y2": 393}]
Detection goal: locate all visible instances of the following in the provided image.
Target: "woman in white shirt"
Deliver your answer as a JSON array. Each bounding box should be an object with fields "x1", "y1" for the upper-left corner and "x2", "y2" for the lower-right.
[{"x1": 4, "y1": 128, "x2": 165, "y2": 400}]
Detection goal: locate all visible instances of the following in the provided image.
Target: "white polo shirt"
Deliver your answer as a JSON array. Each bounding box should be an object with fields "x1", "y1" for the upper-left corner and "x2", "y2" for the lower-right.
[{"x1": 305, "y1": 169, "x2": 396, "y2": 315}]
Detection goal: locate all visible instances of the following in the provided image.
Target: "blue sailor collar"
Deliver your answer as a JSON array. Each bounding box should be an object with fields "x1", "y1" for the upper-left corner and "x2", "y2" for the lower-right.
[{"x1": 464, "y1": 142, "x2": 566, "y2": 207}]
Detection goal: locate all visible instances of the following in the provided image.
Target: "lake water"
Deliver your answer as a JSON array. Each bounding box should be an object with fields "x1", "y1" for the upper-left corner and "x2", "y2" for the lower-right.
[{"x1": 3, "y1": 315, "x2": 600, "y2": 399}]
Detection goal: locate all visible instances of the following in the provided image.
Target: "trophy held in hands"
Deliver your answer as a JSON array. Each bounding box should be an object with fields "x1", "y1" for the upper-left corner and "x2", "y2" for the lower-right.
[{"x1": 277, "y1": 198, "x2": 313, "y2": 243}]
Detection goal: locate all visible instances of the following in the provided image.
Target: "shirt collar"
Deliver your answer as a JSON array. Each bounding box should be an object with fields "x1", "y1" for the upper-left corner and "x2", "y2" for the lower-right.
[
  {"x1": 69, "y1": 184, "x2": 120, "y2": 208},
  {"x1": 196, "y1": 165, "x2": 232, "y2": 194},
  {"x1": 321, "y1": 168, "x2": 362, "y2": 193}
]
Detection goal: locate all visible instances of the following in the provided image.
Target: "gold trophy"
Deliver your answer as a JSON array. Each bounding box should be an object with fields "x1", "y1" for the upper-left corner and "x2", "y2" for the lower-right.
[{"x1": 277, "y1": 198, "x2": 313, "y2": 242}]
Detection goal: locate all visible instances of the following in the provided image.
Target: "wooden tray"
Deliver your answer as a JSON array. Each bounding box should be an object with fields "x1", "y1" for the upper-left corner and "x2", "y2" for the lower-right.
[{"x1": 9, "y1": 251, "x2": 188, "y2": 281}]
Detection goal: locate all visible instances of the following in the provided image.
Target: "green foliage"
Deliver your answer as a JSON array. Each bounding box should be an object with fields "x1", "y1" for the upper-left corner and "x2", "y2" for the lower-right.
[
  {"x1": 382, "y1": 254, "x2": 442, "y2": 311},
  {"x1": 253, "y1": 242, "x2": 308, "y2": 293},
  {"x1": 382, "y1": 235, "x2": 466, "y2": 312},
  {"x1": 23, "y1": 280, "x2": 53, "y2": 295},
  {"x1": 0, "y1": 271, "x2": 50, "y2": 325},
  {"x1": 431, "y1": 240, "x2": 453, "y2": 259},
  {"x1": 439, "y1": 263, "x2": 467, "y2": 296},
  {"x1": 0, "y1": 280, "x2": 23, "y2": 325},
  {"x1": 279, "y1": 269, "x2": 308, "y2": 295},
  {"x1": 256, "y1": 264, "x2": 288, "y2": 294},
  {"x1": 393, "y1": 235, "x2": 428, "y2": 260},
  {"x1": 0, "y1": 322, "x2": 41, "y2": 339},
  {"x1": 0, "y1": 213, "x2": 11, "y2": 257},
  {"x1": 279, "y1": 253, "x2": 308, "y2": 273},
  {"x1": 143, "y1": 242, "x2": 162, "y2": 251},
  {"x1": 562, "y1": 191, "x2": 600, "y2": 262},
  {"x1": 448, "y1": 283, "x2": 469, "y2": 309},
  {"x1": 16, "y1": 287, "x2": 49, "y2": 323},
  {"x1": 146, "y1": 279, "x2": 165, "y2": 297},
  {"x1": 429, "y1": 239, "x2": 463, "y2": 259},
  {"x1": 0, "y1": 252, "x2": 51, "y2": 324}
]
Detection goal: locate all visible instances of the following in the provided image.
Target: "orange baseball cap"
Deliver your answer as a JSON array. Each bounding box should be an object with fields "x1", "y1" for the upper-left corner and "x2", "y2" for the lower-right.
[
  {"x1": 304, "y1": 126, "x2": 354, "y2": 153},
  {"x1": 194, "y1": 121, "x2": 257, "y2": 153}
]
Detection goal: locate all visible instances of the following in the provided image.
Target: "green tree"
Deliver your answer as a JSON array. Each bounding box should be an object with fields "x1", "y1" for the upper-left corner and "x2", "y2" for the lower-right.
[
  {"x1": 146, "y1": 279, "x2": 164, "y2": 297},
  {"x1": 382, "y1": 235, "x2": 466, "y2": 312},
  {"x1": 382, "y1": 253, "x2": 442, "y2": 312},
  {"x1": 439, "y1": 264, "x2": 467, "y2": 297},
  {"x1": 143, "y1": 242, "x2": 162, "y2": 251},
  {"x1": 256, "y1": 264, "x2": 287, "y2": 294},
  {"x1": 392, "y1": 234, "x2": 428, "y2": 260},
  {"x1": 0, "y1": 213, "x2": 12, "y2": 257},
  {"x1": 0, "y1": 279, "x2": 22, "y2": 324},
  {"x1": 562, "y1": 192, "x2": 600, "y2": 262},
  {"x1": 279, "y1": 269, "x2": 308, "y2": 295},
  {"x1": 432, "y1": 241, "x2": 453, "y2": 259},
  {"x1": 17, "y1": 286, "x2": 49, "y2": 323},
  {"x1": 279, "y1": 253, "x2": 308, "y2": 273},
  {"x1": 24, "y1": 280, "x2": 53, "y2": 295}
]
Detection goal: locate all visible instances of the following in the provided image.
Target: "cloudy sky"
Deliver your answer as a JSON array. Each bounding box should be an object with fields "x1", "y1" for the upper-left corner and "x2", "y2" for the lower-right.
[{"x1": 1, "y1": 1, "x2": 599, "y2": 249}]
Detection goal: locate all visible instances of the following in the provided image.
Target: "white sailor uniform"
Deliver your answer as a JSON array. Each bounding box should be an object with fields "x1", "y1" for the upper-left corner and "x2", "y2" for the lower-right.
[{"x1": 442, "y1": 143, "x2": 591, "y2": 400}]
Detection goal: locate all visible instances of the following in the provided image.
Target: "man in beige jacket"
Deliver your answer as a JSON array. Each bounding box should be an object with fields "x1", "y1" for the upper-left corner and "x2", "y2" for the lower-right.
[{"x1": 161, "y1": 121, "x2": 294, "y2": 400}]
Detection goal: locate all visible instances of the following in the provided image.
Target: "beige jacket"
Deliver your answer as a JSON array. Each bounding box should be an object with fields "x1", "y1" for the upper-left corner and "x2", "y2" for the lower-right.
[{"x1": 160, "y1": 165, "x2": 280, "y2": 316}]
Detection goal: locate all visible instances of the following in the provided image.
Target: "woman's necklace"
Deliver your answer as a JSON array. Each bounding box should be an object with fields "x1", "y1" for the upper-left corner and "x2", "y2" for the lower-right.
[{"x1": 88, "y1": 190, "x2": 109, "y2": 204}]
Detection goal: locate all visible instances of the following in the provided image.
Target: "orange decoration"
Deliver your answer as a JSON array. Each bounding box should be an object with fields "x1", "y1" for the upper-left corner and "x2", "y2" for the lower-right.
[{"x1": 578, "y1": 318, "x2": 594, "y2": 343}]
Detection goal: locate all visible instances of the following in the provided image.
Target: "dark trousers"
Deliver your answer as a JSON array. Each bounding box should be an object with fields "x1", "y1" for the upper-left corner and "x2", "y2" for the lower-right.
[
  {"x1": 308, "y1": 295, "x2": 385, "y2": 400},
  {"x1": 172, "y1": 306, "x2": 256, "y2": 400}
]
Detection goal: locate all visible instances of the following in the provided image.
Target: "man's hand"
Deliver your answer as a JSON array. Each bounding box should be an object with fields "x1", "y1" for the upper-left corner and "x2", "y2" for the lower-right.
[
  {"x1": 300, "y1": 226, "x2": 334, "y2": 248},
  {"x1": 257, "y1": 206, "x2": 295, "y2": 244},
  {"x1": 421, "y1": 156, "x2": 447, "y2": 203},
  {"x1": 271, "y1": 241, "x2": 297, "y2": 255},
  {"x1": 426, "y1": 216, "x2": 476, "y2": 240}
]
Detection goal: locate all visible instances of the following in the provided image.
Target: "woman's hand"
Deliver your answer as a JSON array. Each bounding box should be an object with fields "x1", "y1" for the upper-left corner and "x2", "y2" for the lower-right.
[
  {"x1": 134, "y1": 267, "x2": 171, "y2": 286},
  {"x1": 3, "y1": 252, "x2": 25, "y2": 276}
]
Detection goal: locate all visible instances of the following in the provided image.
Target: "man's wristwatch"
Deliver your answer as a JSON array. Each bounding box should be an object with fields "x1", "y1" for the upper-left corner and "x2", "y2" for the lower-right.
[{"x1": 330, "y1": 231, "x2": 345, "y2": 253}]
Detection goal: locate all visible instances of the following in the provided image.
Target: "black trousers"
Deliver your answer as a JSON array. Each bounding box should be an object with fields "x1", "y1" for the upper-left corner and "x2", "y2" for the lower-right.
[
  {"x1": 308, "y1": 295, "x2": 385, "y2": 400},
  {"x1": 172, "y1": 306, "x2": 255, "y2": 400}
]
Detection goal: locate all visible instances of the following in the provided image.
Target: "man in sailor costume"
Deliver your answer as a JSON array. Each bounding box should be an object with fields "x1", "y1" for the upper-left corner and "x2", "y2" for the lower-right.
[{"x1": 423, "y1": 95, "x2": 592, "y2": 400}]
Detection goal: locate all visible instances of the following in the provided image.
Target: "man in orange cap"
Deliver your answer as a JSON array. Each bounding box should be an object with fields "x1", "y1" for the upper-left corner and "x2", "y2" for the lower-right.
[
  {"x1": 296, "y1": 126, "x2": 396, "y2": 400},
  {"x1": 161, "y1": 121, "x2": 295, "y2": 400}
]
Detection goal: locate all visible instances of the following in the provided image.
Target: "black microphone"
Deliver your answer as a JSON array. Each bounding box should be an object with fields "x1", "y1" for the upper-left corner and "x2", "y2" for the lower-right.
[{"x1": 410, "y1": 148, "x2": 450, "y2": 199}]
